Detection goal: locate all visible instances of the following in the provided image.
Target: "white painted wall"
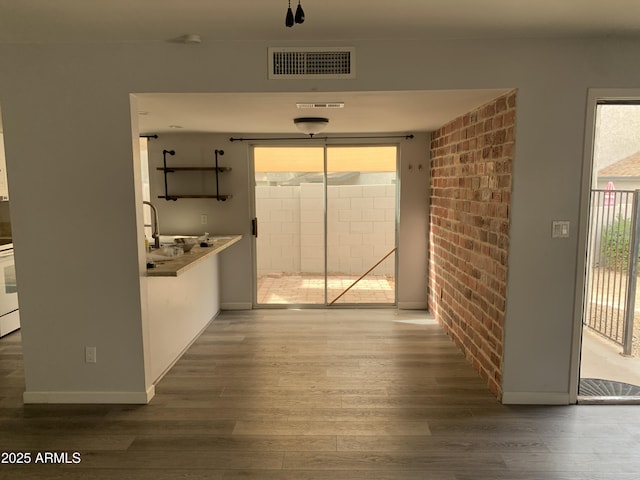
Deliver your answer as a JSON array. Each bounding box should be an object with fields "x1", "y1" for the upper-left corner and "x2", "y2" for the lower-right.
[
  {"x1": 147, "y1": 254, "x2": 220, "y2": 382},
  {"x1": 397, "y1": 136, "x2": 430, "y2": 309},
  {"x1": 146, "y1": 133, "x2": 253, "y2": 310},
  {"x1": 150, "y1": 132, "x2": 427, "y2": 308},
  {"x1": 0, "y1": 37, "x2": 638, "y2": 403}
]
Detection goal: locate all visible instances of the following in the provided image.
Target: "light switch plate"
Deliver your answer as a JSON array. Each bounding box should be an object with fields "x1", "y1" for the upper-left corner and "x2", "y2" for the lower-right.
[
  {"x1": 85, "y1": 346, "x2": 97, "y2": 363},
  {"x1": 552, "y1": 221, "x2": 570, "y2": 238}
]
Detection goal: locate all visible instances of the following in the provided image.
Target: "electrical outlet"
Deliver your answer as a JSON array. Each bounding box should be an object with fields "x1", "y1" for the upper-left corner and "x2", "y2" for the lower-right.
[
  {"x1": 200, "y1": 214, "x2": 208, "y2": 225},
  {"x1": 85, "y1": 346, "x2": 97, "y2": 364}
]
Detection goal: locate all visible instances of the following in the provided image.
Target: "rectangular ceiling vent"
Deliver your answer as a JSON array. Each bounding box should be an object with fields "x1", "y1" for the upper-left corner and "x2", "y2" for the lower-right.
[
  {"x1": 296, "y1": 102, "x2": 345, "y2": 109},
  {"x1": 269, "y1": 47, "x2": 356, "y2": 79}
]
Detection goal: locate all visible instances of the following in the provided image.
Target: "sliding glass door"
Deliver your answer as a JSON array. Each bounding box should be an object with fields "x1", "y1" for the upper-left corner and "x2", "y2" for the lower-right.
[
  {"x1": 253, "y1": 145, "x2": 397, "y2": 307},
  {"x1": 326, "y1": 146, "x2": 397, "y2": 304}
]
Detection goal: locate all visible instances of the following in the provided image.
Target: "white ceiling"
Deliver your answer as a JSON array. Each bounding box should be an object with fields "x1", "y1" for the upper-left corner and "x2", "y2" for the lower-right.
[
  {"x1": 134, "y1": 90, "x2": 511, "y2": 135},
  {"x1": 1, "y1": 0, "x2": 638, "y2": 44},
  {"x1": 2, "y1": 1, "x2": 638, "y2": 135}
]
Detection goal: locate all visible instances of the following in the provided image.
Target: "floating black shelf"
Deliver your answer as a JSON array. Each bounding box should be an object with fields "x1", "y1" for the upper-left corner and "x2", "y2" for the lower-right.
[
  {"x1": 158, "y1": 149, "x2": 231, "y2": 201},
  {"x1": 157, "y1": 167, "x2": 232, "y2": 173},
  {"x1": 158, "y1": 194, "x2": 232, "y2": 201}
]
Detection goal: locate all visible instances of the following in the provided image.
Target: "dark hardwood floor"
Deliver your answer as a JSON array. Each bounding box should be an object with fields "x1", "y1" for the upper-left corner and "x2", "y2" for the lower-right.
[{"x1": 1, "y1": 309, "x2": 639, "y2": 479}]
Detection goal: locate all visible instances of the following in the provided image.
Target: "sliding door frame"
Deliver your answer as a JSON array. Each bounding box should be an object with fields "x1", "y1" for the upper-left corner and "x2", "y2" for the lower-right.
[{"x1": 250, "y1": 141, "x2": 400, "y2": 309}]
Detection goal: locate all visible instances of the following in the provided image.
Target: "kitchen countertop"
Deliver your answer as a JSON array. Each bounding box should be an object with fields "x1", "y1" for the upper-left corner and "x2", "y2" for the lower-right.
[{"x1": 146, "y1": 235, "x2": 242, "y2": 277}]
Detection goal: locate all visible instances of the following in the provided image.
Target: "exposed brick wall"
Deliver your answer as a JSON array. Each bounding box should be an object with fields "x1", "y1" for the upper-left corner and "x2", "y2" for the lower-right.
[{"x1": 428, "y1": 91, "x2": 516, "y2": 400}]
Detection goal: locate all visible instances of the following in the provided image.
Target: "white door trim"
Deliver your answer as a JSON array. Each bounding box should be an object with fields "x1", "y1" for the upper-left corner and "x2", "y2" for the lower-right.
[{"x1": 570, "y1": 88, "x2": 640, "y2": 404}]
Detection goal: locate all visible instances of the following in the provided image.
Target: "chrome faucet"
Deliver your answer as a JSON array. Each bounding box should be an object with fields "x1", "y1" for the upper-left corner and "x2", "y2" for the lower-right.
[{"x1": 143, "y1": 201, "x2": 160, "y2": 249}]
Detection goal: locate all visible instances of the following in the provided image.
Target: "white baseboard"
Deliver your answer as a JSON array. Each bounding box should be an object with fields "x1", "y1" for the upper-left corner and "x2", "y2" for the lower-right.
[
  {"x1": 23, "y1": 385, "x2": 155, "y2": 405},
  {"x1": 221, "y1": 302, "x2": 252, "y2": 310},
  {"x1": 501, "y1": 391, "x2": 570, "y2": 405},
  {"x1": 152, "y1": 314, "x2": 218, "y2": 384},
  {"x1": 397, "y1": 302, "x2": 428, "y2": 310}
]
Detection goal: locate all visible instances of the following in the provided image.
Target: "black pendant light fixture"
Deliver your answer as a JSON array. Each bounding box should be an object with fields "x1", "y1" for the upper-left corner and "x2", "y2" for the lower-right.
[
  {"x1": 295, "y1": 1, "x2": 305, "y2": 24},
  {"x1": 285, "y1": 0, "x2": 294, "y2": 27},
  {"x1": 286, "y1": 0, "x2": 305, "y2": 27}
]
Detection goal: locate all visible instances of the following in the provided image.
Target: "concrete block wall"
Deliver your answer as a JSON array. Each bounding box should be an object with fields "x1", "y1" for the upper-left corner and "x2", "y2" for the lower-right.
[
  {"x1": 428, "y1": 91, "x2": 516, "y2": 400},
  {"x1": 327, "y1": 184, "x2": 396, "y2": 275},
  {"x1": 255, "y1": 185, "x2": 301, "y2": 275},
  {"x1": 300, "y1": 183, "x2": 325, "y2": 273},
  {"x1": 256, "y1": 183, "x2": 396, "y2": 276}
]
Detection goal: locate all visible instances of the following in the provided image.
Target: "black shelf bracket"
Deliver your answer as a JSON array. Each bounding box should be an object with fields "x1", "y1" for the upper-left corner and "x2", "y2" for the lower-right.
[
  {"x1": 160, "y1": 149, "x2": 177, "y2": 201},
  {"x1": 157, "y1": 148, "x2": 231, "y2": 201},
  {"x1": 214, "y1": 149, "x2": 224, "y2": 201}
]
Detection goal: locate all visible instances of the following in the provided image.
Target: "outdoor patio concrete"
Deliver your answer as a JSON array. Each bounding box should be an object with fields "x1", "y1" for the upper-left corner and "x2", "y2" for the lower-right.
[
  {"x1": 580, "y1": 328, "x2": 640, "y2": 387},
  {"x1": 256, "y1": 273, "x2": 395, "y2": 305}
]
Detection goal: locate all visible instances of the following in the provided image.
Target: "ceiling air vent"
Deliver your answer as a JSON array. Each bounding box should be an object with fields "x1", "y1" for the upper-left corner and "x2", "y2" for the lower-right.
[
  {"x1": 269, "y1": 47, "x2": 356, "y2": 79},
  {"x1": 296, "y1": 102, "x2": 345, "y2": 109}
]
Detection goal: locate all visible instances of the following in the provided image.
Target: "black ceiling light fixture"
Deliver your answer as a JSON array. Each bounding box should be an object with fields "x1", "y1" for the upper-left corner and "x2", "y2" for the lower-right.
[
  {"x1": 285, "y1": 0, "x2": 294, "y2": 27},
  {"x1": 295, "y1": 1, "x2": 305, "y2": 24},
  {"x1": 294, "y1": 117, "x2": 329, "y2": 137},
  {"x1": 286, "y1": 0, "x2": 305, "y2": 27}
]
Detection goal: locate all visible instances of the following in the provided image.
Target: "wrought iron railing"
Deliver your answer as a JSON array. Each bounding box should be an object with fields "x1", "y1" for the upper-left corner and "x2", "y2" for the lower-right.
[{"x1": 585, "y1": 189, "x2": 638, "y2": 355}]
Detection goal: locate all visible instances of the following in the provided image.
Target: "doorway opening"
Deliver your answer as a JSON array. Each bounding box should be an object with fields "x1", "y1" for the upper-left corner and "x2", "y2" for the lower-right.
[
  {"x1": 580, "y1": 101, "x2": 640, "y2": 401},
  {"x1": 253, "y1": 145, "x2": 398, "y2": 307}
]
